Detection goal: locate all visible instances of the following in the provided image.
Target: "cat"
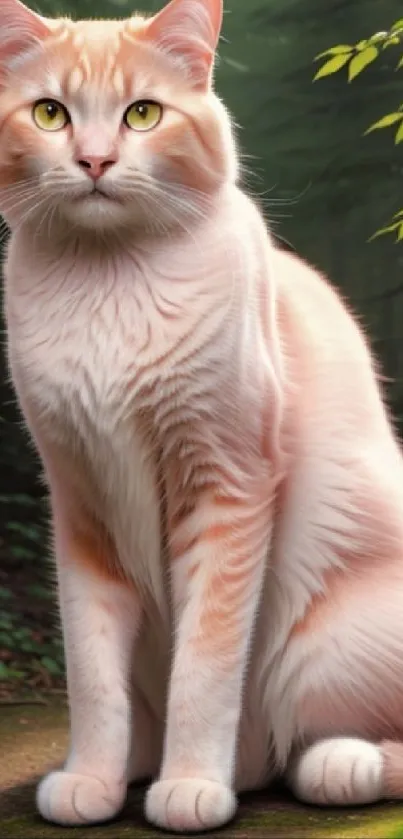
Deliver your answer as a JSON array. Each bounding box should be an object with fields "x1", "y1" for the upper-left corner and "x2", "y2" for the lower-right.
[{"x1": 2, "y1": 0, "x2": 403, "y2": 833}]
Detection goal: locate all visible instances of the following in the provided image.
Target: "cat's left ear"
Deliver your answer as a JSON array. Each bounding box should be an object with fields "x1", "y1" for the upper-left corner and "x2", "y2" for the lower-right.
[
  {"x1": 0, "y1": 0, "x2": 51, "y2": 67},
  {"x1": 145, "y1": 0, "x2": 223, "y2": 91}
]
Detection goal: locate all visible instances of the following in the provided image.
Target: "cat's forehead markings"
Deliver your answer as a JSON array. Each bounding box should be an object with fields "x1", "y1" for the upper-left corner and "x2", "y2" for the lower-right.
[
  {"x1": 44, "y1": 72, "x2": 63, "y2": 98},
  {"x1": 103, "y1": 50, "x2": 120, "y2": 82},
  {"x1": 71, "y1": 31, "x2": 85, "y2": 50},
  {"x1": 67, "y1": 67, "x2": 84, "y2": 97},
  {"x1": 51, "y1": 25, "x2": 71, "y2": 46},
  {"x1": 112, "y1": 68, "x2": 125, "y2": 99}
]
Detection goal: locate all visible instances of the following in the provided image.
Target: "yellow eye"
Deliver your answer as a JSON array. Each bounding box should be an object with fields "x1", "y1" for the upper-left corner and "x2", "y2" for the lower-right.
[
  {"x1": 33, "y1": 100, "x2": 69, "y2": 132},
  {"x1": 124, "y1": 100, "x2": 162, "y2": 132}
]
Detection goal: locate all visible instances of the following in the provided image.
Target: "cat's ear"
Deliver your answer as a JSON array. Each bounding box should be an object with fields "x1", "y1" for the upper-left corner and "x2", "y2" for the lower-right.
[
  {"x1": 145, "y1": 0, "x2": 223, "y2": 90},
  {"x1": 0, "y1": 0, "x2": 51, "y2": 67}
]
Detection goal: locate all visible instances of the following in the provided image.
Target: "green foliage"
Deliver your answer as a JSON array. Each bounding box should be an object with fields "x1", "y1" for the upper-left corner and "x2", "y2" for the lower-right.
[
  {"x1": 365, "y1": 113, "x2": 403, "y2": 134},
  {"x1": 348, "y1": 46, "x2": 379, "y2": 80},
  {"x1": 0, "y1": 603, "x2": 64, "y2": 682},
  {"x1": 0, "y1": 492, "x2": 64, "y2": 690},
  {"x1": 315, "y1": 19, "x2": 403, "y2": 241}
]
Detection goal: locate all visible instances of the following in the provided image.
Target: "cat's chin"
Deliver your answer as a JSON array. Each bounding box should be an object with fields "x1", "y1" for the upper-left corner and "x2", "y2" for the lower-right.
[{"x1": 61, "y1": 193, "x2": 140, "y2": 232}]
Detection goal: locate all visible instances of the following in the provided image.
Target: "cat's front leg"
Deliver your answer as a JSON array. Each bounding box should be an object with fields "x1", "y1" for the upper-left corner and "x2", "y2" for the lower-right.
[
  {"x1": 146, "y1": 481, "x2": 273, "y2": 833},
  {"x1": 37, "y1": 508, "x2": 141, "y2": 826}
]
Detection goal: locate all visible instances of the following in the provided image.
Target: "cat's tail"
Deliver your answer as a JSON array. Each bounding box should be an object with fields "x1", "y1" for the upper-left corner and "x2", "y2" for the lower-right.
[{"x1": 381, "y1": 741, "x2": 403, "y2": 798}]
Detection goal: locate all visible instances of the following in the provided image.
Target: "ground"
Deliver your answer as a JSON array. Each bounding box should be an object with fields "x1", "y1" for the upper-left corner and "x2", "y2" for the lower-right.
[{"x1": 1, "y1": 703, "x2": 403, "y2": 839}]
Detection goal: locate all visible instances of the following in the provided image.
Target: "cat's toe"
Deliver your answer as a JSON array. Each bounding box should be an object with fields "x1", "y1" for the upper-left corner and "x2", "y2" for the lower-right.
[
  {"x1": 37, "y1": 770, "x2": 126, "y2": 825},
  {"x1": 145, "y1": 777, "x2": 236, "y2": 832}
]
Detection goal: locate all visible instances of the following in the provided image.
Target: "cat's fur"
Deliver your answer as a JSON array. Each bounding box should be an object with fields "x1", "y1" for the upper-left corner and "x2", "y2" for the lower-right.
[{"x1": 2, "y1": 0, "x2": 403, "y2": 833}]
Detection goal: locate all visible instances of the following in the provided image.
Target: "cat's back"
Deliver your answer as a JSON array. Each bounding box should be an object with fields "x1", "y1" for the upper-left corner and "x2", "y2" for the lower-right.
[
  {"x1": 274, "y1": 248, "x2": 366, "y2": 362},
  {"x1": 273, "y1": 247, "x2": 369, "y2": 395},
  {"x1": 273, "y1": 247, "x2": 394, "y2": 445}
]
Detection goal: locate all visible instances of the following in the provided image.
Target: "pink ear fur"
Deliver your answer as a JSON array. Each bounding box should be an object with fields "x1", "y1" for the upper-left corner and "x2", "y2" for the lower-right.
[
  {"x1": 0, "y1": 0, "x2": 51, "y2": 67},
  {"x1": 145, "y1": 0, "x2": 223, "y2": 90}
]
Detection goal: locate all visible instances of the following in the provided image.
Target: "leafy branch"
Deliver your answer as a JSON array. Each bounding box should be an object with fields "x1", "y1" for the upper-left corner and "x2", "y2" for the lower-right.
[{"x1": 313, "y1": 20, "x2": 403, "y2": 243}]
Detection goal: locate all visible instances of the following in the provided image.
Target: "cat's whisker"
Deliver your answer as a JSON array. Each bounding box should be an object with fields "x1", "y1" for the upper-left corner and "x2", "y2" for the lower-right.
[
  {"x1": 132, "y1": 187, "x2": 205, "y2": 244},
  {"x1": 0, "y1": 186, "x2": 36, "y2": 203},
  {"x1": 14, "y1": 194, "x2": 55, "y2": 232},
  {"x1": 0, "y1": 175, "x2": 40, "y2": 194},
  {"x1": 1, "y1": 191, "x2": 42, "y2": 217}
]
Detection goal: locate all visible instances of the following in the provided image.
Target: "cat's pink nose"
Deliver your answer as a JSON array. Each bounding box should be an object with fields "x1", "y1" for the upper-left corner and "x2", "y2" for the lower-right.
[{"x1": 76, "y1": 155, "x2": 117, "y2": 181}]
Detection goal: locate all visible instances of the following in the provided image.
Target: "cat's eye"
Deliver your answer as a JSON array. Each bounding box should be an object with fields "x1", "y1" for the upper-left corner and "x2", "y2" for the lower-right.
[
  {"x1": 32, "y1": 99, "x2": 70, "y2": 132},
  {"x1": 124, "y1": 100, "x2": 162, "y2": 132}
]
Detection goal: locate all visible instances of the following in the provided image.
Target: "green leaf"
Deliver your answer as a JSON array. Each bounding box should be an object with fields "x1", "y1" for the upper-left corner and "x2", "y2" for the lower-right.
[
  {"x1": 0, "y1": 617, "x2": 13, "y2": 630},
  {"x1": 365, "y1": 113, "x2": 403, "y2": 134},
  {"x1": 382, "y1": 36, "x2": 401, "y2": 48},
  {"x1": 393, "y1": 210, "x2": 403, "y2": 219},
  {"x1": 391, "y1": 19, "x2": 403, "y2": 32},
  {"x1": 368, "y1": 31, "x2": 388, "y2": 44},
  {"x1": 0, "y1": 662, "x2": 11, "y2": 680},
  {"x1": 348, "y1": 46, "x2": 379, "y2": 80},
  {"x1": 12, "y1": 628, "x2": 31, "y2": 641},
  {"x1": 0, "y1": 632, "x2": 15, "y2": 648},
  {"x1": 397, "y1": 224, "x2": 403, "y2": 241},
  {"x1": 396, "y1": 55, "x2": 403, "y2": 69},
  {"x1": 396, "y1": 122, "x2": 403, "y2": 144},
  {"x1": 368, "y1": 223, "x2": 400, "y2": 242},
  {"x1": 313, "y1": 53, "x2": 351, "y2": 80},
  {"x1": 41, "y1": 656, "x2": 62, "y2": 675},
  {"x1": 315, "y1": 45, "x2": 352, "y2": 59}
]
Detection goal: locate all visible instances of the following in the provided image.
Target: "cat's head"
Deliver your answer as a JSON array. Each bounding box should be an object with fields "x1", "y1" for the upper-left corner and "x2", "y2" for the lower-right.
[{"x1": 0, "y1": 0, "x2": 237, "y2": 235}]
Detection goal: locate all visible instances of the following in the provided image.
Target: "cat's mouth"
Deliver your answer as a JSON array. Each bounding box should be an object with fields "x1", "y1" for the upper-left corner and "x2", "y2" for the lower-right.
[
  {"x1": 72, "y1": 186, "x2": 119, "y2": 204},
  {"x1": 88, "y1": 187, "x2": 115, "y2": 201}
]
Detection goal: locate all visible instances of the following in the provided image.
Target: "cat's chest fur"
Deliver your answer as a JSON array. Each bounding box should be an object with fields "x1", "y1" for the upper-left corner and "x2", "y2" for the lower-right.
[
  {"x1": 6, "y1": 236, "x2": 235, "y2": 601},
  {"x1": 6, "y1": 238, "x2": 226, "y2": 437},
  {"x1": 5, "y1": 236, "x2": 238, "y2": 583}
]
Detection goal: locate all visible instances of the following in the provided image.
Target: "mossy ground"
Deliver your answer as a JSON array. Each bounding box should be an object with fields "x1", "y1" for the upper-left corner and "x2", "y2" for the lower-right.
[{"x1": 1, "y1": 703, "x2": 403, "y2": 838}]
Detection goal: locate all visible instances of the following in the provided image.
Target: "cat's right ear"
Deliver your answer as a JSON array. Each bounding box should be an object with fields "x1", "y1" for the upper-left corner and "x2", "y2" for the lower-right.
[
  {"x1": 145, "y1": 0, "x2": 223, "y2": 91},
  {"x1": 0, "y1": 0, "x2": 51, "y2": 68}
]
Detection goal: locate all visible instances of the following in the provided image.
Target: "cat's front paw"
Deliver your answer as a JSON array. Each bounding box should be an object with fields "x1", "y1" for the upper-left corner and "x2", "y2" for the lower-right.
[
  {"x1": 37, "y1": 770, "x2": 126, "y2": 825},
  {"x1": 145, "y1": 778, "x2": 236, "y2": 833}
]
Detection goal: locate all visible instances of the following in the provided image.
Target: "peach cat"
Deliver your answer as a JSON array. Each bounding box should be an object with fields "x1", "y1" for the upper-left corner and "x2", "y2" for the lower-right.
[{"x1": 2, "y1": 0, "x2": 403, "y2": 833}]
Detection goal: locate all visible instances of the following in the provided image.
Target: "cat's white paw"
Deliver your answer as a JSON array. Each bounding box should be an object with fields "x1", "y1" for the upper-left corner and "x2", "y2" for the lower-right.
[
  {"x1": 288, "y1": 738, "x2": 383, "y2": 806},
  {"x1": 145, "y1": 778, "x2": 237, "y2": 832},
  {"x1": 37, "y1": 770, "x2": 126, "y2": 825}
]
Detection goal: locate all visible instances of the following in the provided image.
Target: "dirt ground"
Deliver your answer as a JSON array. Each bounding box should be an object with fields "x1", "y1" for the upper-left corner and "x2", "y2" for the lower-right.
[{"x1": 2, "y1": 703, "x2": 403, "y2": 839}]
